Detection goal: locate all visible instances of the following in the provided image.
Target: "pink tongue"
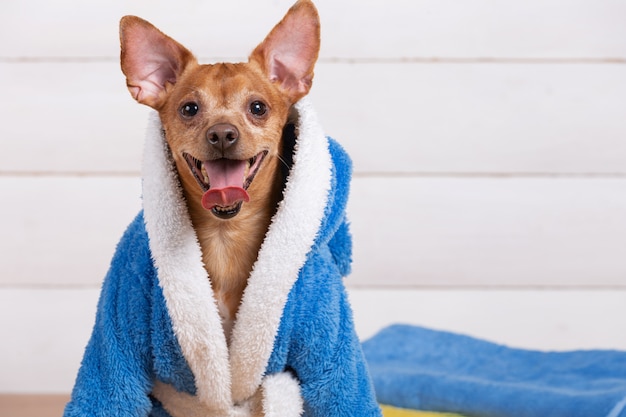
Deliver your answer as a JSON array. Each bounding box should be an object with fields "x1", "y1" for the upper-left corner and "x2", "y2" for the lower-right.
[{"x1": 201, "y1": 159, "x2": 250, "y2": 210}]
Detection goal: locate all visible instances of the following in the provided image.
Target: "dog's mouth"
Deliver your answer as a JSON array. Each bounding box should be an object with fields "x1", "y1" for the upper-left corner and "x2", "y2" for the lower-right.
[{"x1": 183, "y1": 151, "x2": 267, "y2": 219}]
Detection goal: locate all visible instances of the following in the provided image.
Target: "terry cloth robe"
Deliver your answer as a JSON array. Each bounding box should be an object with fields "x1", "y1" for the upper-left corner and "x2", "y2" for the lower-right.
[{"x1": 64, "y1": 98, "x2": 382, "y2": 417}]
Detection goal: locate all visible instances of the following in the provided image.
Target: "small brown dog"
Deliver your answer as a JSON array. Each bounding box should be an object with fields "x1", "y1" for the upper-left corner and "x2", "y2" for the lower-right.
[
  {"x1": 65, "y1": 1, "x2": 382, "y2": 416},
  {"x1": 120, "y1": 1, "x2": 319, "y2": 341}
]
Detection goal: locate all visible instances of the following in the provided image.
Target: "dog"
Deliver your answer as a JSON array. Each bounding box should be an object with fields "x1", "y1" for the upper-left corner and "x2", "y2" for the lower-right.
[
  {"x1": 64, "y1": 1, "x2": 382, "y2": 416},
  {"x1": 120, "y1": 0, "x2": 320, "y2": 342}
]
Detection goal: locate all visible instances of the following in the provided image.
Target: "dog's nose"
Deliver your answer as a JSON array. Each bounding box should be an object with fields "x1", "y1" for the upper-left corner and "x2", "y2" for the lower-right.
[{"x1": 207, "y1": 123, "x2": 239, "y2": 151}]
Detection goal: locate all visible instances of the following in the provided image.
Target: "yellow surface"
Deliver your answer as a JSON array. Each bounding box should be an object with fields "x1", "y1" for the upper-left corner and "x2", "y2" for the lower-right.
[{"x1": 381, "y1": 404, "x2": 465, "y2": 417}]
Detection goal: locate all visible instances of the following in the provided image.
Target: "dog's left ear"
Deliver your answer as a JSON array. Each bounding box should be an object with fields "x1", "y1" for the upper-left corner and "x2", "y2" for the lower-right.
[{"x1": 250, "y1": 0, "x2": 321, "y2": 103}]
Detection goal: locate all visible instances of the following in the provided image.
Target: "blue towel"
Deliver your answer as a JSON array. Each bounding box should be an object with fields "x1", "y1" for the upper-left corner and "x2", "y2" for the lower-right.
[{"x1": 362, "y1": 324, "x2": 626, "y2": 417}]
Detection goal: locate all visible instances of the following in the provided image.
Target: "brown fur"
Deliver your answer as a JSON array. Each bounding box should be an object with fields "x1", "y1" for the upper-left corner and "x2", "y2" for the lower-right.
[{"x1": 120, "y1": 1, "x2": 320, "y2": 340}]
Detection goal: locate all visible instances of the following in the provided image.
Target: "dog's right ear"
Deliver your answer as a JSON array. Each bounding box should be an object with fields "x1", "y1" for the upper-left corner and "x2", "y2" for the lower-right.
[
  {"x1": 249, "y1": 0, "x2": 320, "y2": 104},
  {"x1": 120, "y1": 16, "x2": 197, "y2": 109}
]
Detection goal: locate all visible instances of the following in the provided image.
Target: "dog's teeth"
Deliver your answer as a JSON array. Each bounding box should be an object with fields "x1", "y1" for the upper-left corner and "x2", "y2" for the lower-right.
[{"x1": 201, "y1": 164, "x2": 209, "y2": 184}]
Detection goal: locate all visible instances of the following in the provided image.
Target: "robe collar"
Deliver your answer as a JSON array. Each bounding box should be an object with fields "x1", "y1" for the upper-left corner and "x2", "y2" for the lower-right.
[{"x1": 141, "y1": 97, "x2": 332, "y2": 409}]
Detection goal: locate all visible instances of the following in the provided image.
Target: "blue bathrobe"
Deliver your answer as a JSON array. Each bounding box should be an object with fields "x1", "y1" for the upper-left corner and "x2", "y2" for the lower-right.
[{"x1": 64, "y1": 99, "x2": 381, "y2": 417}]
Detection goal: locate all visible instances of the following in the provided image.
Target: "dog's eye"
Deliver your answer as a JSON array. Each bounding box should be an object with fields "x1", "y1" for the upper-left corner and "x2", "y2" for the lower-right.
[
  {"x1": 180, "y1": 102, "x2": 199, "y2": 118},
  {"x1": 249, "y1": 101, "x2": 267, "y2": 117}
]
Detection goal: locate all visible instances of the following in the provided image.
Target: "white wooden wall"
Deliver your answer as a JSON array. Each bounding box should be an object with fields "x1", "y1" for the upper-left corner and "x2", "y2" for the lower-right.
[{"x1": 1, "y1": 0, "x2": 625, "y2": 393}]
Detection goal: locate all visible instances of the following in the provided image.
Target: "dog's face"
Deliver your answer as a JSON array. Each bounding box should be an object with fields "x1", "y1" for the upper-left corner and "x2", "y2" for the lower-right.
[
  {"x1": 158, "y1": 62, "x2": 293, "y2": 220},
  {"x1": 120, "y1": 0, "x2": 320, "y2": 220}
]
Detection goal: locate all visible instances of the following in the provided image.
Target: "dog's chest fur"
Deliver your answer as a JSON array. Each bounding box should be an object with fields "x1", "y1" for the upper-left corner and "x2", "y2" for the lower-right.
[{"x1": 194, "y1": 213, "x2": 271, "y2": 341}]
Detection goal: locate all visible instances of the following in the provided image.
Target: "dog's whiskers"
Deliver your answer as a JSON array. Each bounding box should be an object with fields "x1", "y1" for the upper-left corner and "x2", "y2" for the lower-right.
[{"x1": 277, "y1": 154, "x2": 291, "y2": 171}]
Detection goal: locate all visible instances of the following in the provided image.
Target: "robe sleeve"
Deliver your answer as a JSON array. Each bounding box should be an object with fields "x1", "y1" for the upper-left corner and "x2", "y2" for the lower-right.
[
  {"x1": 64, "y1": 214, "x2": 155, "y2": 417},
  {"x1": 287, "y1": 250, "x2": 382, "y2": 417}
]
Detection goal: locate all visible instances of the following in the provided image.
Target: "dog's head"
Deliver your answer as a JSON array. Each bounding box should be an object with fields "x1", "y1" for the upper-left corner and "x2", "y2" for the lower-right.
[{"x1": 119, "y1": 1, "x2": 320, "y2": 219}]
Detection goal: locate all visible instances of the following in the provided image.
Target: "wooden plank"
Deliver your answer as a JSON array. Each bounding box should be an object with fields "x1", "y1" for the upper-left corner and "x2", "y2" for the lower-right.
[
  {"x1": 0, "y1": 62, "x2": 148, "y2": 174},
  {"x1": 0, "y1": 0, "x2": 624, "y2": 59},
  {"x1": 311, "y1": 62, "x2": 626, "y2": 175},
  {"x1": 2, "y1": 176, "x2": 626, "y2": 288},
  {"x1": 349, "y1": 288, "x2": 626, "y2": 350},
  {"x1": 2, "y1": 62, "x2": 626, "y2": 175},
  {"x1": 0, "y1": 177, "x2": 142, "y2": 286},
  {"x1": 0, "y1": 289, "x2": 99, "y2": 393},
  {"x1": 347, "y1": 176, "x2": 626, "y2": 287},
  {"x1": 2, "y1": 288, "x2": 626, "y2": 392}
]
